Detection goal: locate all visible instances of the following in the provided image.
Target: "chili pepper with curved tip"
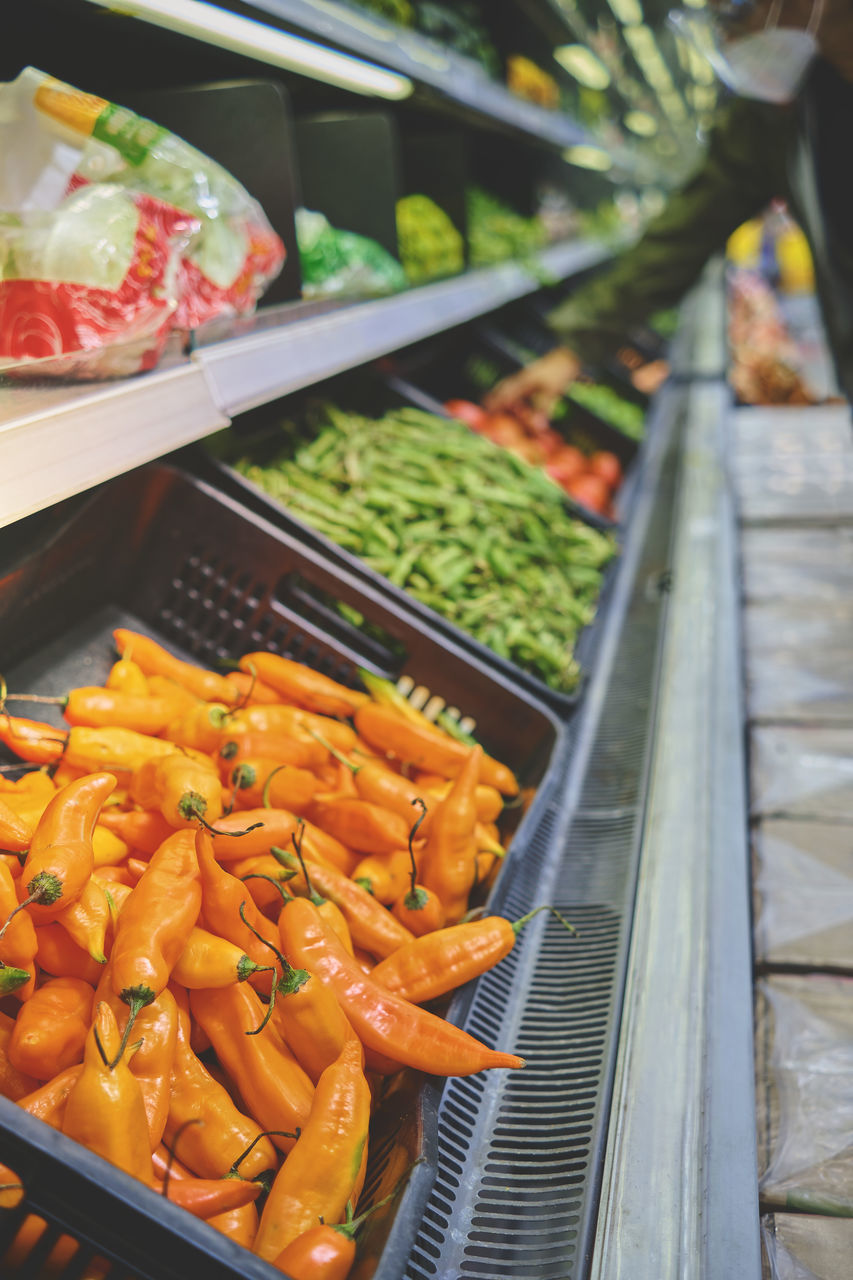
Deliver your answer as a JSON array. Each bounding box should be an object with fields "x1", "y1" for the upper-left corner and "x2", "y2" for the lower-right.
[
  {"x1": 0, "y1": 714, "x2": 67, "y2": 765},
  {"x1": 189, "y1": 981, "x2": 314, "y2": 1156},
  {"x1": 196, "y1": 828, "x2": 277, "y2": 995},
  {"x1": 271, "y1": 844, "x2": 414, "y2": 960},
  {"x1": 279, "y1": 897, "x2": 525, "y2": 1076},
  {"x1": 271, "y1": 1193, "x2": 399, "y2": 1280},
  {"x1": 96, "y1": 807, "x2": 175, "y2": 855},
  {"x1": 53, "y1": 874, "x2": 112, "y2": 963},
  {"x1": 109, "y1": 828, "x2": 201, "y2": 1067},
  {"x1": 308, "y1": 795, "x2": 411, "y2": 858},
  {"x1": 253, "y1": 1037, "x2": 371, "y2": 1262},
  {"x1": 0, "y1": 796, "x2": 33, "y2": 852},
  {"x1": 228, "y1": 759, "x2": 323, "y2": 814},
  {"x1": 0, "y1": 1010, "x2": 38, "y2": 1101},
  {"x1": 8, "y1": 976, "x2": 94, "y2": 1080},
  {"x1": 63, "y1": 687, "x2": 188, "y2": 735},
  {"x1": 418, "y1": 746, "x2": 482, "y2": 925},
  {"x1": 34, "y1": 921, "x2": 103, "y2": 985},
  {"x1": 7, "y1": 772, "x2": 116, "y2": 928},
  {"x1": 113, "y1": 629, "x2": 241, "y2": 707},
  {"x1": 164, "y1": 985, "x2": 279, "y2": 1181},
  {"x1": 16, "y1": 1063, "x2": 83, "y2": 1125},
  {"x1": 354, "y1": 702, "x2": 519, "y2": 796},
  {"x1": 238, "y1": 652, "x2": 369, "y2": 719}
]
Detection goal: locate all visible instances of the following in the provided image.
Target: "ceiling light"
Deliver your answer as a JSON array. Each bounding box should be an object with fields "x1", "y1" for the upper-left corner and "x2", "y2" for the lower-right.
[
  {"x1": 554, "y1": 44, "x2": 612, "y2": 89},
  {"x1": 562, "y1": 145, "x2": 613, "y2": 171},
  {"x1": 623, "y1": 109, "x2": 658, "y2": 136},
  {"x1": 82, "y1": 0, "x2": 414, "y2": 99}
]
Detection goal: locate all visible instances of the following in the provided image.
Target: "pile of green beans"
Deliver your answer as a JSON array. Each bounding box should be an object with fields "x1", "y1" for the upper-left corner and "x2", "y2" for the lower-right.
[{"x1": 234, "y1": 402, "x2": 617, "y2": 694}]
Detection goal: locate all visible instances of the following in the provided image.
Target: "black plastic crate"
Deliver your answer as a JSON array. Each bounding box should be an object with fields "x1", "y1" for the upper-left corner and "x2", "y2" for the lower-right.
[
  {"x1": 0, "y1": 460, "x2": 564, "y2": 1280},
  {"x1": 191, "y1": 367, "x2": 623, "y2": 717}
]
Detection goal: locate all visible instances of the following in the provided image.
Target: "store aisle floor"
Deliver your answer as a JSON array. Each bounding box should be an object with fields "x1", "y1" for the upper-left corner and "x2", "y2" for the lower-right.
[{"x1": 730, "y1": 399, "x2": 853, "y2": 1278}]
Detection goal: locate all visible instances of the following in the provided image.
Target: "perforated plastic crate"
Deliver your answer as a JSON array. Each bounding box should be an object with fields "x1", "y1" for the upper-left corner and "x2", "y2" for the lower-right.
[{"x1": 0, "y1": 460, "x2": 563, "y2": 1280}]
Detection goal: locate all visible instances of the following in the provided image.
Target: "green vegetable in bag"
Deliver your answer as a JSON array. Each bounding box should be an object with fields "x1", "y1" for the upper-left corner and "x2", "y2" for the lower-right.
[
  {"x1": 296, "y1": 208, "x2": 407, "y2": 299},
  {"x1": 396, "y1": 195, "x2": 464, "y2": 285}
]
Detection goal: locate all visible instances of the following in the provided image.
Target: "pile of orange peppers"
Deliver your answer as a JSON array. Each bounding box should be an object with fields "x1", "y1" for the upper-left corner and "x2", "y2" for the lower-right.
[{"x1": 0, "y1": 629, "x2": 530, "y2": 1279}]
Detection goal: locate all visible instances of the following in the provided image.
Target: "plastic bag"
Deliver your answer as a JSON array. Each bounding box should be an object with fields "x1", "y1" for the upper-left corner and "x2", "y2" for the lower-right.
[
  {"x1": 753, "y1": 820, "x2": 853, "y2": 969},
  {"x1": 756, "y1": 975, "x2": 853, "y2": 1215},
  {"x1": 0, "y1": 67, "x2": 285, "y2": 378},
  {"x1": 295, "y1": 208, "x2": 407, "y2": 299},
  {"x1": 762, "y1": 1214, "x2": 853, "y2": 1279}
]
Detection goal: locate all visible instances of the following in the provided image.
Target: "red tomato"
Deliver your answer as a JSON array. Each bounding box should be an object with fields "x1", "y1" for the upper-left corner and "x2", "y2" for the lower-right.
[
  {"x1": 444, "y1": 399, "x2": 488, "y2": 430},
  {"x1": 482, "y1": 413, "x2": 527, "y2": 447},
  {"x1": 565, "y1": 473, "x2": 611, "y2": 514},
  {"x1": 588, "y1": 450, "x2": 623, "y2": 491},
  {"x1": 546, "y1": 444, "x2": 586, "y2": 484}
]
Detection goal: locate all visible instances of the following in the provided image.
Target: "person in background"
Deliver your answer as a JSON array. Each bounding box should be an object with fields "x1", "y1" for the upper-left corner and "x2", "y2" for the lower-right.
[{"x1": 486, "y1": 0, "x2": 853, "y2": 413}]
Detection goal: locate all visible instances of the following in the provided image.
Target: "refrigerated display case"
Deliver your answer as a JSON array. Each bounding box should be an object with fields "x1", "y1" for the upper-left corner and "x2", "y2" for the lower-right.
[{"x1": 5, "y1": 4, "x2": 847, "y2": 1279}]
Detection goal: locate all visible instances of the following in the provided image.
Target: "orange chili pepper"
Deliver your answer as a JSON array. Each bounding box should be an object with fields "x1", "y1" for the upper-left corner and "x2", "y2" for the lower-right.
[
  {"x1": 352, "y1": 850, "x2": 412, "y2": 906},
  {"x1": 390, "y1": 824, "x2": 446, "y2": 936},
  {"x1": 196, "y1": 829, "x2": 277, "y2": 994},
  {"x1": 63, "y1": 687, "x2": 187, "y2": 735},
  {"x1": 163, "y1": 700, "x2": 231, "y2": 753},
  {"x1": 426, "y1": 778, "x2": 505, "y2": 825},
  {"x1": 171, "y1": 924, "x2": 271, "y2": 989},
  {"x1": 100, "y1": 978, "x2": 179, "y2": 1152},
  {"x1": 53, "y1": 874, "x2": 112, "y2": 963},
  {"x1": 224, "y1": 669, "x2": 281, "y2": 705},
  {"x1": 189, "y1": 981, "x2": 314, "y2": 1156},
  {"x1": 354, "y1": 703, "x2": 519, "y2": 796},
  {"x1": 105, "y1": 656, "x2": 149, "y2": 696},
  {"x1": 418, "y1": 746, "x2": 482, "y2": 925},
  {"x1": 0, "y1": 861, "x2": 37, "y2": 995},
  {"x1": 164, "y1": 985, "x2": 279, "y2": 1181},
  {"x1": 208, "y1": 1201, "x2": 260, "y2": 1249},
  {"x1": 228, "y1": 853, "x2": 295, "y2": 913},
  {"x1": 0, "y1": 795, "x2": 33, "y2": 852},
  {"x1": 113, "y1": 629, "x2": 241, "y2": 707},
  {"x1": 34, "y1": 921, "x2": 103, "y2": 985},
  {"x1": 109, "y1": 828, "x2": 202, "y2": 1065},
  {"x1": 0, "y1": 1010, "x2": 38, "y2": 1100},
  {"x1": 163, "y1": 1175, "x2": 263, "y2": 1221},
  {"x1": 62, "y1": 999, "x2": 154, "y2": 1183},
  {"x1": 218, "y1": 728, "x2": 329, "y2": 775},
  {"x1": 92, "y1": 824, "x2": 130, "y2": 868},
  {"x1": 63, "y1": 725, "x2": 182, "y2": 775},
  {"x1": 240, "y1": 914, "x2": 353, "y2": 1083},
  {"x1": 278, "y1": 897, "x2": 525, "y2": 1077},
  {"x1": 308, "y1": 795, "x2": 411, "y2": 858},
  {"x1": 9, "y1": 772, "x2": 116, "y2": 926},
  {"x1": 130, "y1": 750, "x2": 223, "y2": 829},
  {"x1": 253, "y1": 1037, "x2": 371, "y2": 1262},
  {"x1": 0, "y1": 1160, "x2": 24, "y2": 1210},
  {"x1": 0, "y1": 770, "x2": 55, "y2": 797},
  {"x1": 210, "y1": 807, "x2": 358, "y2": 875},
  {"x1": 228, "y1": 758, "x2": 323, "y2": 814},
  {"x1": 271, "y1": 1221, "x2": 357, "y2": 1280},
  {"x1": 238, "y1": 651, "x2": 369, "y2": 718},
  {"x1": 271, "y1": 844, "x2": 414, "y2": 960},
  {"x1": 0, "y1": 714, "x2": 67, "y2": 765},
  {"x1": 1, "y1": 1215, "x2": 83, "y2": 1277},
  {"x1": 228, "y1": 704, "x2": 358, "y2": 753},
  {"x1": 16, "y1": 1062, "x2": 82, "y2": 1126},
  {"x1": 8, "y1": 976, "x2": 94, "y2": 1080},
  {"x1": 96, "y1": 807, "x2": 174, "y2": 855}
]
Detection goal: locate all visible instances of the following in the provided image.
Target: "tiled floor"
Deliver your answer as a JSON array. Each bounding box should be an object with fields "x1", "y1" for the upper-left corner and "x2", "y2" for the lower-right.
[{"x1": 730, "y1": 393, "x2": 853, "y2": 1276}]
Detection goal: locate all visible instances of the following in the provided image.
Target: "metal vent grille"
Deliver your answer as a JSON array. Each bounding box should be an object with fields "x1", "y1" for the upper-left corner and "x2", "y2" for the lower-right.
[{"x1": 405, "y1": 907, "x2": 622, "y2": 1280}]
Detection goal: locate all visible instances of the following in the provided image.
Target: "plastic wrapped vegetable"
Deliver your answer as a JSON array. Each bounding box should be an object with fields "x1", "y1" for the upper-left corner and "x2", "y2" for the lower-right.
[
  {"x1": 466, "y1": 186, "x2": 547, "y2": 267},
  {"x1": 0, "y1": 67, "x2": 285, "y2": 378},
  {"x1": 396, "y1": 195, "x2": 465, "y2": 285},
  {"x1": 295, "y1": 209, "x2": 407, "y2": 299}
]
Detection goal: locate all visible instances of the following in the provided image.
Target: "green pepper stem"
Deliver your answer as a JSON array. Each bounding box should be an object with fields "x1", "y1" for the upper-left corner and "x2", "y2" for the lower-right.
[
  {"x1": 110, "y1": 987, "x2": 156, "y2": 1069},
  {"x1": 512, "y1": 904, "x2": 576, "y2": 936}
]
